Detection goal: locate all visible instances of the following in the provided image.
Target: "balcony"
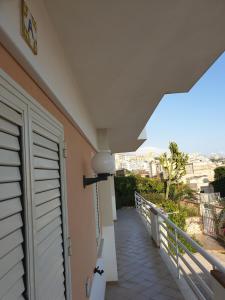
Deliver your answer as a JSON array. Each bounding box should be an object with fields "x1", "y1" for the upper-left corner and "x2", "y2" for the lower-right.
[
  {"x1": 106, "y1": 193, "x2": 225, "y2": 300},
  {"x1": 106, "y1": 208, "x2": 183, "y2": 300}
]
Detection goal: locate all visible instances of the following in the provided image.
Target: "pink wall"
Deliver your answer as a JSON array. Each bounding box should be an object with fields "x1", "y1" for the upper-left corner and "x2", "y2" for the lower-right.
[{"x1": 0, "y1": 43, "x2": 97, "y2": 300}]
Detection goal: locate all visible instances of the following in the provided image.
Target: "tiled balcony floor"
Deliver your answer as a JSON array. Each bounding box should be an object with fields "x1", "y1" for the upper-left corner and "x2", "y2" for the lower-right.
[{"x1": 105, "y1": 208, "x2": 184, "y2": 300}]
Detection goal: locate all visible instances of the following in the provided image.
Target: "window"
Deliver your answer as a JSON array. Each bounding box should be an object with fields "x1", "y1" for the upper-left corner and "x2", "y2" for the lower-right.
[{"x1": 0, "y1": 70, "x2": 71, "y2": 300}]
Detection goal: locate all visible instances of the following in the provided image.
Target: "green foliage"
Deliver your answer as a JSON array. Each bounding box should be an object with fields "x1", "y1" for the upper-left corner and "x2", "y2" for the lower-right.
[
  {"x1": 159, "y1": 200, "x2": 188, "y2": 231},
  {"x1": 114, "y1": 175, "x2": 164, "y2": 208},
  {"x1": 168, "y1": 183, "x2": 197, "y2": 202},
  {"x1": 142, "y1": 194, "x2": 189, "y2": 231},
  {"x1": 163, "y1": 202, "x2": 187, "y2": 230},
  {"x1": 114, "y1": 175, "x2": 137, "y2": 208},
  {"x1": 143, "y1": 194, "x2": 201, "y2": 253},
  {"x1": 212, "y1": 178, "x2": 225, "y2": 197},
  {"x1": 179, "y1": 204, "x2": 200, "y2": 218},
  {"x1": 214, "y1": 166, "x2": 225, "y2": 181},
  {"x1": 141, "y1": 192, "x2": 165, "y2": 205},
  {"x1": 135, "y1": 175, "x2": 164, "y2": 194},
  {"x1": 176, "y1": 234, "x2": 201, "y2": 254},
  {"x1": 115, "y1": 172, "x2": 201, "y2": 253},
  {"x1": 159, "y1": 142, "x2": 189, "y2": 199}
]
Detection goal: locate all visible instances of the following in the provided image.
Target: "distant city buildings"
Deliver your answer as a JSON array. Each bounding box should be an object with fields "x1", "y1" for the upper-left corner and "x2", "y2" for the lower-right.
[
  {"x1": 115, "y1": 152, "x2": 153, "y2": 176},
  {"x1": 115, "y1": 151, "x2": 225, "y2": 192},
  {"x1": 183, "y1": 154, "x2": 217, "y2": 192}
]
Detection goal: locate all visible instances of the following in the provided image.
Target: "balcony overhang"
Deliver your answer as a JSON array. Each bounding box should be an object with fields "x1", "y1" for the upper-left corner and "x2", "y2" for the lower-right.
[{"x1": 44, "y1": 0, "x2": 225, "y2": 153}]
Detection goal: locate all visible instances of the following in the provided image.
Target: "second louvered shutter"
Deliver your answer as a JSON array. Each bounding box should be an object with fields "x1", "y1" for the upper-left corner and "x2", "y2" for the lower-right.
[{"x1": 32, "y1": 122, "x2": 66, "y2": 300}]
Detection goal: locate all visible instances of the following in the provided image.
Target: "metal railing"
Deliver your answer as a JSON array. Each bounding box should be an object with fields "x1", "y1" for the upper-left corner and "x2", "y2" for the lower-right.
[{"x1": 135, "y1": 192, "x2": 225, "y2": 300}]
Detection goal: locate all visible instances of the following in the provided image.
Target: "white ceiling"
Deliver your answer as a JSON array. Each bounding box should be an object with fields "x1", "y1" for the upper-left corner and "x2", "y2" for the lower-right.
[{"x1": 44, "y1": 0, "x2": 225, "y2": 152}]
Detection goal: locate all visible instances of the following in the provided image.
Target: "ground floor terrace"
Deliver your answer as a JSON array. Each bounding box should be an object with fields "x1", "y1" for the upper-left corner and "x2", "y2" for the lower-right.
[{"x1": 106, "y1": 208, "x2": 184, "y2": 300}]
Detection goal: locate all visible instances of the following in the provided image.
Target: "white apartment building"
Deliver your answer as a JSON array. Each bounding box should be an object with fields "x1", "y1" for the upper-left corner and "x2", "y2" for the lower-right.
[
  {"x1": 183, "y1": 154, "x2": 223, "y2": 192},
  {"x1": 115, "y1": 153, "x2": 152, "y2": 174}
]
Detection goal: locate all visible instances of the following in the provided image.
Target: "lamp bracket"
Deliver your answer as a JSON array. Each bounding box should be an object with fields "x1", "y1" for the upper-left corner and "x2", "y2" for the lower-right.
[{"x1": 83, "y1": 173, "x2": 111, "y2": 188}]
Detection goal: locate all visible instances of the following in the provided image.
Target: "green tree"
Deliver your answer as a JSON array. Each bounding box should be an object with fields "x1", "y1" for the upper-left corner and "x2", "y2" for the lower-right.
[
  {"x1": 214, "y1": 166, "x2": 225, "y2": 181},
  {"x1": 159, "y1": 142, "x2": 189, "y2": 200}
]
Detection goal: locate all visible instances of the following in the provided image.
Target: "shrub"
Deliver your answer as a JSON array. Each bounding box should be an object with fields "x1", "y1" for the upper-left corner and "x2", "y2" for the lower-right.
[
  {"x1": 214, "y1": 166, "x2": 225, "y2": 181},
  {"x1": 212, "y1": 178, "x2": 225, "y2": 197},
  {"x1": 142, "y1": 193, "x2": 201, "y2": 253},
  {"x1": 114, "y1": 175, "x2": 137, "y2": 208},
  {"x1": 114, "y1": 175, "x2": 164, "y2": 208},
  {"x1": 142, "y1": 192, "x2": 165, "y2": 205},
  {"x1": 169, "y1": 183, "x2": 197, "y2": 202},
  {"x1": 180, "y1": 205, "x2": 200, "y2": 218},
  {"x1": 135, "y1": 175, "x2": 164, "y2": 194},
  {"x1": 142, "y1": 193, "x2": 187, "y2": 230}
]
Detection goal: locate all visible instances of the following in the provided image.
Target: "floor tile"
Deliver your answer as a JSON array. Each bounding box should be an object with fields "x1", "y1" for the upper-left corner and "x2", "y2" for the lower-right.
[{"x1": 105, "y1": 208, "x2": 184, "y2": 300}]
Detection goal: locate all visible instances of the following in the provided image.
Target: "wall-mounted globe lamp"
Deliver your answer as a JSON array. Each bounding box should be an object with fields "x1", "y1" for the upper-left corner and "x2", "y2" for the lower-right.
[{"x1": 83, "y1": 151, "x2": 115, "y2": 188}]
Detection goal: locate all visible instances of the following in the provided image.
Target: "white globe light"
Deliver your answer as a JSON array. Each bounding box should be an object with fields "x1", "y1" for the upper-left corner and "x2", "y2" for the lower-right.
[{"x1": 92, "y1": 151, "x2": 115, "y2": 174}]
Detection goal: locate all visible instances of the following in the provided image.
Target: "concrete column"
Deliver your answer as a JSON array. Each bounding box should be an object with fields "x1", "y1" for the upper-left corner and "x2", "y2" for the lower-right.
[
  {"x1": 99, "y1": 179, "x2": 118, "y2": 282},
  {"x1": 110, "y1": 157, "x2": 117, "y2": 221},
  {"x1": 97, "y1": 129, "x2": 118, "y2": 282}
]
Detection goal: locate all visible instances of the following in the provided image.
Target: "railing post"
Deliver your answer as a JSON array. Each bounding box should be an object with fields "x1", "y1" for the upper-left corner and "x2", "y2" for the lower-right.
[
  {"x1": 140, "y1": 196, "x2": 143, "y2": 216},
  {"x1": 175, "y1": 229, "x2": 180, "y2": 279},
  {"x1": 158, "y1": 214, "x2": 168, "y2": 251},
  {"x1": 150, "y1": 207, "x2": 160, "y2": 247},
  {"x1": 135, "y1": 192, "x2": 137, "y2": 209},
  {"x1": 134, "y1": 192, "x2": 141, "y2": 213},
  {"x1": 135, "y1": 192, "x2": 140, "y2": 213}
]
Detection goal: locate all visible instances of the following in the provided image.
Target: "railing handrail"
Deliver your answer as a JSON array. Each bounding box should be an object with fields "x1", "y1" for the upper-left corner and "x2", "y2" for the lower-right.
[{"x1": 135, "y1": 191, "x2": 225, "y2": 274}]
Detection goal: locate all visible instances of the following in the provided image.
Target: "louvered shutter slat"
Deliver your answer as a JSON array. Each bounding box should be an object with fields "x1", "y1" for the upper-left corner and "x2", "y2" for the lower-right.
[
  {"x1": 33, "y1": 145, "x2": 59, "y2": 160},
  {"x1": 0, "y1": 117, "x2": 20, "y2": 136},
  {"x1": 37, "y1": 217, "x2": 62, "y2": 244},
  {"x1": 42, "y1": 274, "x2": 65, "y2": 300},
  {"x1": 33, "y1": 130, "x2": 66, "y2": 300},
  {"x1": 38, "y1": 244, "x2": 63, "y2": 275},
  {"x1": 38, "y1": 236, "x2": 63, "y2": 270},
  {"x1": 0, "y1": 245, "x2": 24, "y2": 280},
  {"x1": 2, "y1": 279, "x2": 25, "y2": 300},
  {"x1": 0, "y1": 214, "x2": 23, "y2": 240},
  {"x1": 0, "y1": 149, "x2": 20, "y2": 166},
  {"x1": 0, "y1": 230, "x2": 23, "y2": 259},
  {"x1": 0, "y1": 167, "x2": 21, "y2": 183},
  {"x1": 33, "y1": 132, "x2": 58, "y2": 151},
  {"x1": 0, "y1": 197, "x2": 22, "y2": 219},
  {"x1": 38, "y1": 229, "x2": 62, "y2": 257},
  {"x1": 0, "y1": 182, "x2": 21, "y2": 201},
  {"x1": 35, "y1": 188, "x2": 60, "y2": 205},
  {"x1": 34, "y1": 157, "x2": 59, "y2": 169},
  {"x1": 39, "y1": 255, "x2": 64, "y2": 287},
  {"x1": 36, "y1": 207, "x2": 61, "y2": 232},
  {"x1": 0, "y1": 102, "x2": 22, "y2": 126},
  {"x1": 0, "y1": 263, "x2": 24, "y2": 298},
  {"x1": 34, "y1": 179, "x2": 60, "y2": 193},
  {"x1": 0, "y1": 112, "x2": 25, "y2": 300},
  {"x1": 0, "y1": 132, "x2": 20, "y2": 151},
  {"x1": 34, "y1": 169, "x2": 60, "y2": 180},
  {"x1": 36, "y1": 198, "x2": 61, "y2": 218}
]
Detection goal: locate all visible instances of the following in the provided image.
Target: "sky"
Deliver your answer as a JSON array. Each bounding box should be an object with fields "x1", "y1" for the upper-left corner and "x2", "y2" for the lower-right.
[{"x1": 140, "y1": 52, "x2": 225, "y2": 156}]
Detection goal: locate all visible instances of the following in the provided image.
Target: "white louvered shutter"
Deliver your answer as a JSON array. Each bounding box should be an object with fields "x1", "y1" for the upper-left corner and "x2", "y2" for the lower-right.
[
  {"x1": 32, "y1": 122, "x2": 66, "y2": 300},
  {"x1": 0, "y1": 102, "x2": 26, "y2": 299}
]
